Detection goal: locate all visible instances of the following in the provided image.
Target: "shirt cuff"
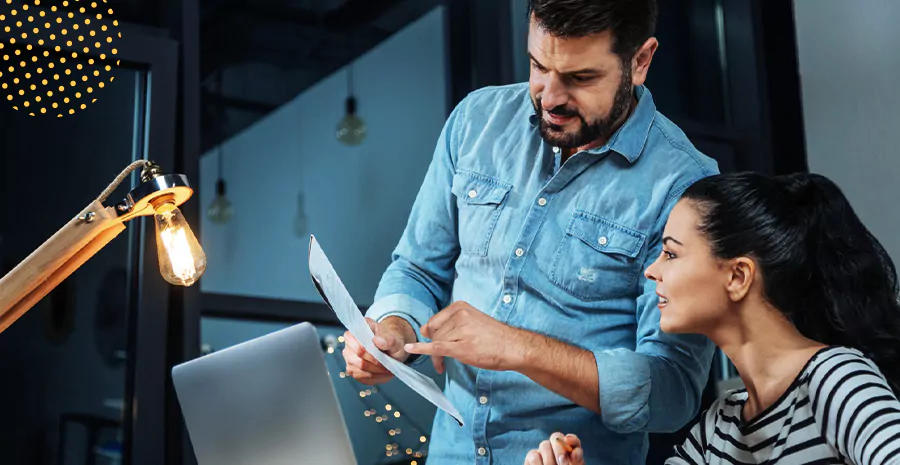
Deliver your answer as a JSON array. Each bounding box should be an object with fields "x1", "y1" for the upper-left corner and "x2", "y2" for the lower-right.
[
  {"x1": 594, "y1": 347, "x2": 652, "y2": 434},
  {"x1": 365, "y1": 294, "x2": 435, "y2": 367}
]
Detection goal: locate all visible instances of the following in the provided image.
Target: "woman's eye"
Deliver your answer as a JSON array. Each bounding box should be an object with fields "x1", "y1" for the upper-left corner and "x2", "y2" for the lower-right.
[{"x1": 664, "y1": 251, "x2": 676, "y2": 260}]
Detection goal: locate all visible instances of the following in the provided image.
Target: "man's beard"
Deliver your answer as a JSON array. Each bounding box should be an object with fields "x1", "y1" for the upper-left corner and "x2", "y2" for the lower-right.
[{"x1": 533, "y1": 69, "x2": 634, "y2": 149}]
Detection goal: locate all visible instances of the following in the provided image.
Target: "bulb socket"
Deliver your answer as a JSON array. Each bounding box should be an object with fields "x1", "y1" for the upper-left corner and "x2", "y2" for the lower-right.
[
  {"x1": 345, "y1": 96, "x2": 357, "y2": 116},
  {"x1": 140, "y1": 161, "x2": 165, "y2": 183},
  {"x1": 149, "y1": 193, "x2": 177, "y2": 211}
]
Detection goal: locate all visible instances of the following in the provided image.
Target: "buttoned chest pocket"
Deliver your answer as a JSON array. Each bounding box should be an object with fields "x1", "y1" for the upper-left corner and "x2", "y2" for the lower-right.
[
  {"x1": 549, "y1": 212, "x2": 647, "y2": 301},
  {"x1": 450, "y1": 171, "x2": 512, "y2": 256}
]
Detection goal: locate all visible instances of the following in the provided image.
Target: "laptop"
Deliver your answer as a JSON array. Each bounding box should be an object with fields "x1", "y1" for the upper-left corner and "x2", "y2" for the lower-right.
[{"x1": 172, "y1": 322, "x2": 357, "y2": 465}]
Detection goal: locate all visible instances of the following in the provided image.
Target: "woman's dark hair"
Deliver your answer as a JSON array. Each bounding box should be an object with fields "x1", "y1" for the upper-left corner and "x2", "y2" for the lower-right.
[
  {"x1": 527, "y1": 0, "x2": 658, "y2": 64},
  {"x1": 683, "y1": 172, "x2": 900, "y2": 393}
]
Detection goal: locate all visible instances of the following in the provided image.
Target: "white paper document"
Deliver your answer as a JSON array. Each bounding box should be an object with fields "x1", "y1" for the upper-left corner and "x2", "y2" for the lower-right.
[{"x1": 308, "y1": 235, "x2": 464, "y2": 426}]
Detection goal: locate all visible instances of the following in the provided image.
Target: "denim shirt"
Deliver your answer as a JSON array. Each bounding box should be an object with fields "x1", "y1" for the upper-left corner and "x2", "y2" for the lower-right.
[{"x1": 366, "y1": 83, "x2": 718, "y2": 465}]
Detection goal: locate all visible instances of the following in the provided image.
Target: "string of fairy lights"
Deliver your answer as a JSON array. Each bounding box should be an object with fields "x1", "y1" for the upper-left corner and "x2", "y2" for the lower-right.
[
  {"x1": 202, "y1": 331, "x2": 434, "y2": 464},
  {"x1": 323, "y1": 334, "x2": 430, "y2": 464}
]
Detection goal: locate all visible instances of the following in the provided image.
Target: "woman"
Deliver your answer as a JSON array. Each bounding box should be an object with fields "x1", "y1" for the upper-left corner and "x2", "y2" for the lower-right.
[{"x1": 526, "y1": 172, "x2": 900, "y2": 465}]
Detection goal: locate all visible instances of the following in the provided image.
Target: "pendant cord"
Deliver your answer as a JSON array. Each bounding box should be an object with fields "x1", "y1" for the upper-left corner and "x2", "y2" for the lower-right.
[
  {"x1": 347, "y1": 65, "x2": 354, "y2": 98},
  {"x1": 217, "y1": 71, "x2": 225, "y2": 181}
]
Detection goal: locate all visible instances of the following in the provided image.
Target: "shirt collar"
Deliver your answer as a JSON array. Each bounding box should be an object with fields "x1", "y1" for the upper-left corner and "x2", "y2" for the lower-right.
[{"x1": 528, "y1": 85, "x2": 657, "y2": 164}]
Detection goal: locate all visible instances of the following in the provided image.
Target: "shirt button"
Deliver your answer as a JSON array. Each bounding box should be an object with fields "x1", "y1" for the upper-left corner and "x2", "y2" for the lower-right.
[
  {"x1": 478, "y1": 447, "x2": 487, "y2": 456},
  {"x1": 479, "y1": 396, "x2": 489, "y2": 405},
  {"x1": 468, "y1": 189, "x2": 478, "y2": 199},
  {"x1": 515, "y1": 248, "x2": 525, "y2": 257},
  {"x1": 598, "y1": 236, "x2": 608, "y2": 246},
  {"x1": 552, "y1": 146, "x2": 560, "y2": 153},
  {"x1": 502, "y1": 295, "x2": 512, "y2": 304},
  {"x1": 537, "y1": 197, "x2": 547, "y2": 206}
]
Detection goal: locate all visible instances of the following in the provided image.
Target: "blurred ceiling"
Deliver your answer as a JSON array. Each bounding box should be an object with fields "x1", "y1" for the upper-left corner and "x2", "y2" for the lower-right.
[
  {"x1": 198, "y1": 0, "x2": 443, "y2": 151},
  {"x1": 102, "y1": 0, "x2": 443, "y2": 151}
]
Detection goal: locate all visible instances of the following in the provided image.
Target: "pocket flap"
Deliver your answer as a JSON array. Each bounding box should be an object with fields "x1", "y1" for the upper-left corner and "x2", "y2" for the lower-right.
[
  {"x1": 451, "y1": 171, "x2": 512, "y2": 206},
  {"x1": 566, "y1": 212, "x2": 646, "y2": 258}
]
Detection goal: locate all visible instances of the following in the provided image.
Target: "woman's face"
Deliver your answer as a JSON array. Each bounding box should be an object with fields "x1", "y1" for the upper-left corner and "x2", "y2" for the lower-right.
[{"x1": 644, "y1": 200, "x2": 734, "y2": 335}]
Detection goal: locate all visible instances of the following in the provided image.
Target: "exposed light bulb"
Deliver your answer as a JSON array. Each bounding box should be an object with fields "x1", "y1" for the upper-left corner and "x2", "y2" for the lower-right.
[
  {"x1": 335, "y1": 96, "x2": 366, "y2": 146},
  {"x1": 153, "y1": 199, "x2": 207, "y2": 286},
  {"x1": 207, "y1": 179, "x2": 233, "y2": 225}
]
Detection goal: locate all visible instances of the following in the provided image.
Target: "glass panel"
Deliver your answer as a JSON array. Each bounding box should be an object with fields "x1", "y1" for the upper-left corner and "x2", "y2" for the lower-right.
[
  {"x1": 646, "y1": 0, "x2": 729, "y2": 125},
  {"x1": 0, "y1": 66, "x2": 142, "y2": 465},
  {"x1": 197, "y1": 6, "x2": 448, "y2": 306},
  {"x1": 200, "y1": 316, "x2": 442, "y2": 465}
]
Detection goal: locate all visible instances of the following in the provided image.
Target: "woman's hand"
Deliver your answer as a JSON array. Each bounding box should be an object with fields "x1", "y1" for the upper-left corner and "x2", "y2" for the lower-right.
[{"x1": 525, "y1": 433, "x2": 584, "y2": 465}]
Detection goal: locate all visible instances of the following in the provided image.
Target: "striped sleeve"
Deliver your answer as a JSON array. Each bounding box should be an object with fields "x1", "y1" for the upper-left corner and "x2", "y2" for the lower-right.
[
  {"x1": 808, "y1": 348, "x2": 900, "y2": 464},
  {"x1": 665, "y1": 401, "x2": 719, "y2": 465}
]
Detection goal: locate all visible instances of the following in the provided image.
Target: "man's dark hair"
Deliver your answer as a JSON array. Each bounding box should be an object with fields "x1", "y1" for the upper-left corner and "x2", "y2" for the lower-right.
[{"x1": 527, "y1": 0, "x2": 658, "y2": 63}]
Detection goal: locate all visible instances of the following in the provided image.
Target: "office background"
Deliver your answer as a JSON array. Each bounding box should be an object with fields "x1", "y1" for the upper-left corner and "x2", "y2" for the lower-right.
[{"x1": 0, "y1": 0, "x2": 896, "y2": 464}]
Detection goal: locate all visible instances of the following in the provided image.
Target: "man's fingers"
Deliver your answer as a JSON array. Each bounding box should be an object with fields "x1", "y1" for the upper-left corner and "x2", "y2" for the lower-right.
[
  {"x1": 342, "y1": 347, "x2": 390, "y2": 375},
  {"x1": 344, "y1": 330, "x2": 387, "y2": 366},
  {"x1": 344, "y1": 331, "x2": 365, "y2": 354},
  {"x1": 565, "y1": 434, "x2": 581, "y2": 450},
  {"x1": 345, "y1": 366, "x2": 393, "y2": 385},
  {"x1": 427, "y1": 319, "x2": 460, "y2": 343},
  {"x1": 404, "y1": 342, "x2": 433, "y2": 355},
  {"x1": 550, "y1": 433, "x2": 572, "y2": 461},
  {"x1": 373, "y1": 332, "x2": 403, "y2": 355},
  {"x1": 343, "y1": 331, "x2": 360, "y2": 351},
  {"x1": 570, "y1": 447, "x2": 584, "y2": 465},
  {"x1": 432, "y1": 354, "x2": 445, "y2": 374},
  {"x1": 421, "y1": 303, "x2": 463, "y2": 339},
  {"x1": 538, "y1": 440, "x2": 556, "y2": 465},
  {"x1": 404, "y1": 341, "x2": 450, "y2": 356}
]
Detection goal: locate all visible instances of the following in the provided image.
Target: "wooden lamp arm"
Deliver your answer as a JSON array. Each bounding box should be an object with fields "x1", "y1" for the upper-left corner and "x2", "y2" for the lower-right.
[
  {"x1": 0, "y1": 159, "x2": 197, "y2": 335},
  {"x1": 0, "y1": 200, "x2": 127, "y2": 334}
]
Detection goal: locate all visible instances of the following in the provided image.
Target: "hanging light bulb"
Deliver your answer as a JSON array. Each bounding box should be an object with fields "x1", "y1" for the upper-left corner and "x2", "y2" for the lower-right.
[
  {"x1": 207, "y1": 179, "x2": 234, "y2": 224},
  {"x1": 153, "y1": 197, "x2": 207, "y2": 286},
  {"x1": 293, "y1": 193, "x2": 308, "y2": 237},
  {"x1": 335, "y1": 66, "x2": 366, "y2": 146},
  {"x1": 207, "y1": 71, "x2": 234, "y2": 224}
]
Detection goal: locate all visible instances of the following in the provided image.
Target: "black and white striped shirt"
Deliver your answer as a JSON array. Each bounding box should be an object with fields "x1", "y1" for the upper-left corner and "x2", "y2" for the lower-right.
[{"x1": 667, "y1": 346, "x2": 900, "y2": 464}]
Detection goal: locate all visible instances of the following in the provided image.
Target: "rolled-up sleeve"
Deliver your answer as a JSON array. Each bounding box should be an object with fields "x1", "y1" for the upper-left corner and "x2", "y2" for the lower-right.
[
  {"x1": 594, "y1": 181, "x2": 716, "y2": 434},
  {"x1": 364, "y1": 98, "x2": 467, "y2": 365}
]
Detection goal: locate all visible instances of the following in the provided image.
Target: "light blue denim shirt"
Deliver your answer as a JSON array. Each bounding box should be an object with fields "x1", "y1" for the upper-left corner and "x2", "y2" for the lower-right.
[{"x1": 366, "y1": 83, "x2": 718, "y2": 465}]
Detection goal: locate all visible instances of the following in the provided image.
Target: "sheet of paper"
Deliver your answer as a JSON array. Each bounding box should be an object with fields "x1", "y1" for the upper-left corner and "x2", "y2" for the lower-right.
[{"x1": 308, "y1": 235, "x2": 464, "y2": 426}]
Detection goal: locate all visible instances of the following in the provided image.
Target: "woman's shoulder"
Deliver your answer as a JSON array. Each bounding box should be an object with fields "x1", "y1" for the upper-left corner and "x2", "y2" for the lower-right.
[
  {"x1": 805, "y1": 346, "x2": 881, "y2": 379},
  {"x1": 803, "y1": 345, "x2": 891, "y2": 403}
]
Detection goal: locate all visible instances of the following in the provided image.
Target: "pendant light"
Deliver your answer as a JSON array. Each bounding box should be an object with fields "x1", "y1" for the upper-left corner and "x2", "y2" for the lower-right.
[
  {"x1": 335, "y1": 65, "x2": 367, "y2": 146},
  {"x1": 207, "y1": 72, "x2": 234, "y2": 225},
  {"x1": 206, "y1": 151, "x2": 234, "y2": 225},
  {"x1": 292, "y1": 193, "x2": 309, "y2": 237}
]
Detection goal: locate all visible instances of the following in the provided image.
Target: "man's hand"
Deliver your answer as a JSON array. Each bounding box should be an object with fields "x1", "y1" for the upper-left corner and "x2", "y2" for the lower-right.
[
  {"x1": 525, "y1": 433, "x2": 584, "y2": 465},
  {"x1": 404, "y1": 301, "x2": 528, "y2": 372},
  {"x1": 342, "y1": 316, "x2": 415, "y2": 385}
]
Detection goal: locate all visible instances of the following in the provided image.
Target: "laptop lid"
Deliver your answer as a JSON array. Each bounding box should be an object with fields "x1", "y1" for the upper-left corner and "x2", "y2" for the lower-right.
[{"x1": 172, "y1": 322, "x2": 357, "y2": 465}]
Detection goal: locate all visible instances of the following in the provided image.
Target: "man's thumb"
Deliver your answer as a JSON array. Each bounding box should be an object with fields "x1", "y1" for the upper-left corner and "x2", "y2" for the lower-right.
[{"x1": 376, "y1": 333, "x2": 405, "y2": 356}]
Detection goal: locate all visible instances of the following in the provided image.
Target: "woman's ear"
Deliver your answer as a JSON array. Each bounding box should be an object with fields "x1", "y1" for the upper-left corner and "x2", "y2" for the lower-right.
[{"x1": 726, "y1": 257, "x2": 756, "y2": 302}]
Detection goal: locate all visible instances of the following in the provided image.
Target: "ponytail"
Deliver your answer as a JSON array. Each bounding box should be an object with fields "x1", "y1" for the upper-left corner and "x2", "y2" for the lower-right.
[{"x1": 683, "y1": 172, "x2": 900, "y2": 393}]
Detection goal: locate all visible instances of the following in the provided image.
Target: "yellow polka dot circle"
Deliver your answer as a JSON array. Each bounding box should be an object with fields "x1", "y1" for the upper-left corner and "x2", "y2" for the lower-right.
[{"x1": 0, "y1": 0, "x2": 121, "y2": 117}]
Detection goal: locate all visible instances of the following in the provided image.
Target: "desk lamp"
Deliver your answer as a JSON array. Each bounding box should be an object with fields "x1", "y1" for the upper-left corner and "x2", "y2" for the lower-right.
[{"x1": 0, "y1": 160, "x2": 206, "y2": 334}]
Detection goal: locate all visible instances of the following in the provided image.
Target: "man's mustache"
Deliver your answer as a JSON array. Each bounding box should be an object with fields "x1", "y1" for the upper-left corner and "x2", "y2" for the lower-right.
[{"x1": 546, "y1": 105, "x2": 579, "y2": 118}]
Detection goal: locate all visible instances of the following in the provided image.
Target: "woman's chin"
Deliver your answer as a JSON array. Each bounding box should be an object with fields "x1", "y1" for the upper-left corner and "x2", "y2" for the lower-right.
[{"x1": 659, "y1": 313, "x2": 685, "y2": 334}]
